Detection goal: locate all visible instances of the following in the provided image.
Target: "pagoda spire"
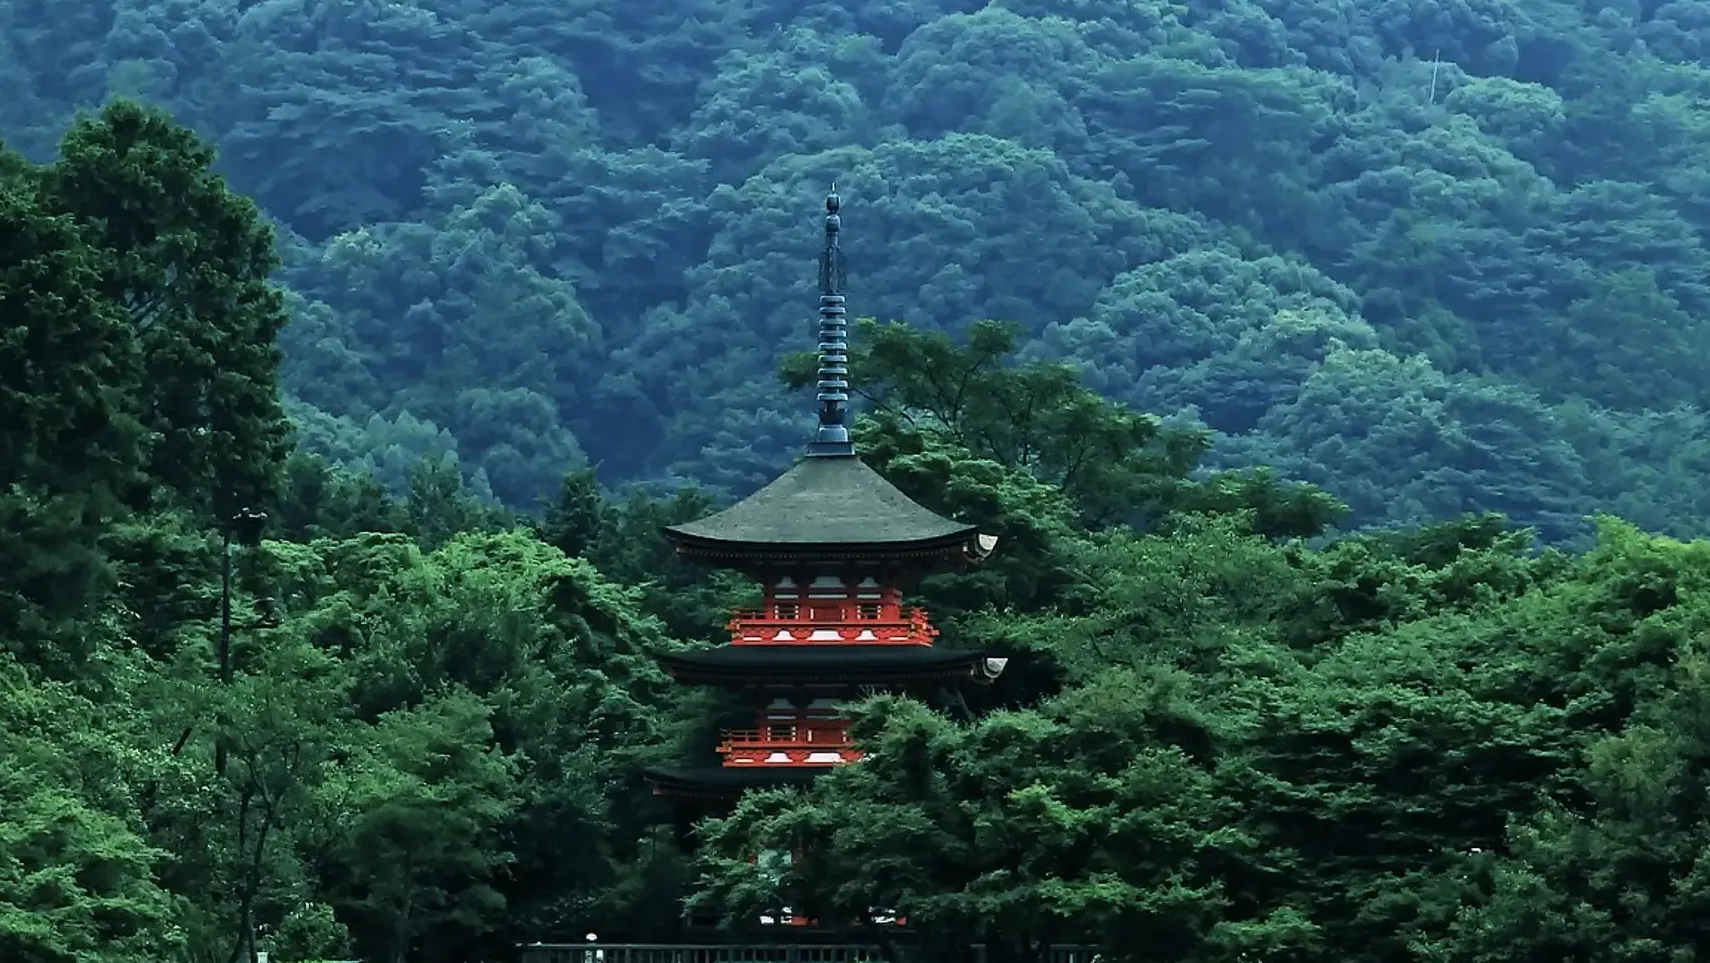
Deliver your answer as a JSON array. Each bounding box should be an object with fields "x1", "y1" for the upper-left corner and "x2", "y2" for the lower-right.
[{"x1": 808, "y1": 185, "x2": 853, "y2": 457}]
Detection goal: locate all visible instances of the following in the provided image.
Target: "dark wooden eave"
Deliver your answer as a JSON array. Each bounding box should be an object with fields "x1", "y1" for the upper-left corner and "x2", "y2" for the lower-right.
[
  {"x1": 654, "y1": 644, "x2": 1007, "y2": 687},
  {"x1": 646, "y1": 765, "x2": 828, "y2": 801},
  {"x1": 662, "y1": 455, "x2": 993, "y2": 568}
]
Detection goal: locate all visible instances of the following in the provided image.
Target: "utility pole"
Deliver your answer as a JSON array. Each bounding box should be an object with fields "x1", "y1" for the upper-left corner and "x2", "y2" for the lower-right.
[{"x1": 216, "y1": 507, "x2": 270, "y2": 775}]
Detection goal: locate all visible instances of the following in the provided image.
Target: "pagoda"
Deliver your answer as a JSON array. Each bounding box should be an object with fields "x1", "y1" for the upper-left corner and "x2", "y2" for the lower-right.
[{"x1": 644, "y1": 190, "x2": 1007, "y2": 917}]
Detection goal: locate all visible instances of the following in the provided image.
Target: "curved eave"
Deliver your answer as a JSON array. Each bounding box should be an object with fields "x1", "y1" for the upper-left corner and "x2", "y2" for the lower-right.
[
  {"x1": 655, "y1": 649, "x2": 1009, "y2": 687},
  {"x1": 646, "y1": 766, "x2": 828, "y2": 801},
  {"x1": 663, "y1": 530, "x2": 998, "y2": 570}
]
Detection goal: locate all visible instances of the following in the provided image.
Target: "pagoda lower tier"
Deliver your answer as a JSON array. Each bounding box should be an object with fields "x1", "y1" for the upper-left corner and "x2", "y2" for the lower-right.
[{"x1": 644, "y1": 649, "x2": 1007, "y2": 804}]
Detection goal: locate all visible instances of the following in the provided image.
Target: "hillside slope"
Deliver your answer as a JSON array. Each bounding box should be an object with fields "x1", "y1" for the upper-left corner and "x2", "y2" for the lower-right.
[{"x1": 7, "y1": 0, "x2": 1710, "y2": 539}]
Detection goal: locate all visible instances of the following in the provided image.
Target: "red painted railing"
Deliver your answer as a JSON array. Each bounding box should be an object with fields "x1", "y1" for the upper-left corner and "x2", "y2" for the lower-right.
[
  {"x1": 718, "y1": 727, "x2": 852, "y2": 748},
  {"x1": 726, "y1": 606, "x2": 937, "y2": 645},
  {"x1": 718, "y1": 726, "x2": 860, "y2": 766}
]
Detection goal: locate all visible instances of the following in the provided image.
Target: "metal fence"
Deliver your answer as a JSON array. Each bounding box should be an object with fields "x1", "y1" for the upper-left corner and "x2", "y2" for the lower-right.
[
  {"x1": 519, "y1": 946, "x2": 879, "y2": 963},
  {"x1": 517, "y1": 943, "x2": 1096, "y2": 963}
]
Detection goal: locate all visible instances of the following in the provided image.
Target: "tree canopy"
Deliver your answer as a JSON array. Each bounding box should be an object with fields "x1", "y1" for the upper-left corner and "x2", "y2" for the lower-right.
[
  {"x1": 7, "y1": 0, "x2": 1710, "y2": 540},
  {"x1": 7, "y1": 3, "x2": 1710, "y2": 961}
]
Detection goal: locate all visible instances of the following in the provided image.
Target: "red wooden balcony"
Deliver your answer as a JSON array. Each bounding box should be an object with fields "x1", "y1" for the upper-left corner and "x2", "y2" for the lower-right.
[
  {"x1": 726, "y1": 606, "x2": 937, "y2": 645},
  {"x1": 718, "y1": 727, "x2": 861, "y2": 766}
]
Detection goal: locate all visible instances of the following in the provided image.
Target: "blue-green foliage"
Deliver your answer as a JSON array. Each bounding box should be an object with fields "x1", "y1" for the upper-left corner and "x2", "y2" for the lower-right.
[{"x1": 8, "y1": 0, "x2": 1710, "y2": 539}]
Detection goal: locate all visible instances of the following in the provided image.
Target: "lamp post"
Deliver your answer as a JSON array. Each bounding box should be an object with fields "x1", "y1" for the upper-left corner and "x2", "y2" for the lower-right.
[{"x1": 216, "y1": 507, "x2": 270, "y2": 775}]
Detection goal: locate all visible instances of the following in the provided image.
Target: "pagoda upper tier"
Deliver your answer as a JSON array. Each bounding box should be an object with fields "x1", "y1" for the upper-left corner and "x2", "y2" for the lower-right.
[{"x1": 663, "y1": 454, "x2": 999, "y2": 571}]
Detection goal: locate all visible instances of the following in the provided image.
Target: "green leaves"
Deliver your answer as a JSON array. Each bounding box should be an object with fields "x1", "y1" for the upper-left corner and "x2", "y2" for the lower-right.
[
  {"x1": 0, "y1": 658, "x2": 184, "y2": 963},
  {"x1": 15, "y1": 2, "x2": 1710, "y2": 960},
  {"x1": 45, "y1": 100, "x2": 291, "y2": 521},
  {"x1": 786, "y1": 318, "x2": 1198, "y2": 527},
  {"x1": 0, "y1": 136, "x2": 145, "y2": 674},
  {"x1": 679, "y1": 461, "x2": 1710, "y2": 963},
  {"x1": 312, "y1": 692, "x2": 518, "y2": 963},
  {"x1": 289, "y1": 182, "x2": 598, "y2": 507},
  {"x1": 694, "y1": 677, "x2": 1244, "y2": 959}
]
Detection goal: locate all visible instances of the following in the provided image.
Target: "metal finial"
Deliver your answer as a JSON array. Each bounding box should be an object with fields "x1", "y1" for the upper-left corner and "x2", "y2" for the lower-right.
[{"x1": 808, "y1": 184, "x2": 852, "y2": 457}]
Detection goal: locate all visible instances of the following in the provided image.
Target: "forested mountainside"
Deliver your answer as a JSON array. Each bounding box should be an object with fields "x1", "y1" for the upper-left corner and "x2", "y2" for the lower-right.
[
  {"x1": 9, "y1": 98, "x2": 1710, "y2": 962},
  {"x1": 12, "y1": 1, "x2": 1710, "y2": 962},
  {"x1": 7, "y1": 0, "x2": 1710, "y2": 540}
]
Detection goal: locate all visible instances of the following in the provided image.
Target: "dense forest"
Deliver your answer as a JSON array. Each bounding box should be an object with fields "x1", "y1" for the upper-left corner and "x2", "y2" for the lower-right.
[
  {"x1": 8, "y1": 0, "x2": 1710, "y2": 961},
  {"x1": 12, "y1": 0, "x2": 1710, "y2": 539}
]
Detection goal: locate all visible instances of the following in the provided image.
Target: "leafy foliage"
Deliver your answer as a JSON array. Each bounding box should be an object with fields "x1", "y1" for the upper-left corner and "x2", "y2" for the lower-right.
[
  {"x1": 9, "y1": 7, "x2": 1710, "y2": 963},
  {"x1": 10, "y1": 0, "x2": 1710, "y2": 539}
]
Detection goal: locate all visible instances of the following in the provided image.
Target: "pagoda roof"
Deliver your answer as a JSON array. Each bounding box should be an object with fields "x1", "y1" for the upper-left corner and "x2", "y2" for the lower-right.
[
  {"x1": 664, "y1": 455, "x2": 988, "y2": 565},
  {"x1": 656, "y1": 644, "x2": 1007, "y2": 687},
  {"x1": 646, "y1": 765, "x2": 827, "y2": 801}
]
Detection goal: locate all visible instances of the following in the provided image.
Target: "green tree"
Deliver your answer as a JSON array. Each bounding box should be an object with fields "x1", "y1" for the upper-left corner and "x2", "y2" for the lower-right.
[
  {"x1": 0, "y1": 144, "x2": 146, "y2": 672},
  {"x1": 42, "y1": 100, "x2": 292, "y2": 520},
  {"x1": 0, "y1": 656, "x2": 185, "y2": 962},
  {"x1": 311, "y1": 692, "x2": 518, "y2": 963},
  {"x1": 786, "y1": 319, "x2": 1342, "y2": 538}
]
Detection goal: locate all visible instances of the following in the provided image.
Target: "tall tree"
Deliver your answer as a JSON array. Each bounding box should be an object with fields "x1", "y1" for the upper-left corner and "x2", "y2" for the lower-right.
[
  {"x1": 0, "y1": 141, "x2": 145, "y2": 671},
  {"x1": 41, "y1": 100, "x2": 292, "y2": 520}
]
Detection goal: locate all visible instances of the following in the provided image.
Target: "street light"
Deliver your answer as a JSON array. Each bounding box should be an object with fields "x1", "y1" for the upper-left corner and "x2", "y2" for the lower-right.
[{"x1": 216, "y1": 507, "x2": 270, "y2": 775}]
